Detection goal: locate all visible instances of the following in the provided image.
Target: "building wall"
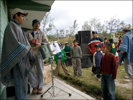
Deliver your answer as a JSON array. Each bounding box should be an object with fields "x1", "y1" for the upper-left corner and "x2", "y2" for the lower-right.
[
  {"x1": 0, "y1": 0, "x2": 8, "y2": 62},
  {"x1": 0, "y1": 1, "x2": 8, "y2": 99}
]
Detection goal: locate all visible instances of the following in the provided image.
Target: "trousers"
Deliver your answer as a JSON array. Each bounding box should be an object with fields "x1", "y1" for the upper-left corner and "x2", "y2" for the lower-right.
[
  {"x1": 72, "y1": 58, "x2": 82, "y2": 76},
  {"x1": 55, "y1": 59, "x2": 70, "y2": 75},
  {"x1": 124, "y1": 59, "x2": 133, "y2": 77},
  {"x1": 101, "y1": 74, "x2": 115, "y2": 100},
  {"x1": 13, "y1": 65, "x2": 28, "y2": 100},
  {"x1": 28, "y1": 54, "x2": 44, "y2": 89}
]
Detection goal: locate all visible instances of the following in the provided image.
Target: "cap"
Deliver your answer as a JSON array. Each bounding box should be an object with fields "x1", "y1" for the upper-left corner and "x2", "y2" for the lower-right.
[
  {"x1": 92, "y1": 31, "x2": 98, "y2": 34},
  {"x1": 12, "y1": 8, "x2": 28, "y2": 16},
  {"x1": 95, "y1": 43, "x2": 101, "y2": 48},
  {"x1": 73, "y1": 40, "x2": 78, "y2": 43},
  {"x1": 123, "y1": 25, "x2": 130, "y2": 31},
  {"x1": 32, "y1": 19, "x2": 40, "y2": 26}
]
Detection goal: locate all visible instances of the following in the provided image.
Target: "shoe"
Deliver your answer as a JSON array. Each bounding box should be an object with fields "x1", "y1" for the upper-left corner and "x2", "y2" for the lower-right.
[
  {"x1": 97, "y1": 74, "x2": 101, "y2": 78},
  {"x1": 98, "y1": 78, "x2": 101, "y2": 81},
  {"x1": 124, "y1": 75, "x2": 130, "y2": 79},
  {"x1": 37, "y1": 89, "x2": 43, "y2": 94},
  {"x1": 32, "y1": 88, "x2": 37, "y2": 94}
]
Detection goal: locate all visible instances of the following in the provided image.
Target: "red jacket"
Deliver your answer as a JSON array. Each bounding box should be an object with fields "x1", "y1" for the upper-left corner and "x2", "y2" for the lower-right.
[
  {"x1": 100, "y1": 53, "x2": 118, "y2": 79},
  {"x1": 117, "y1": 40, "x2": 121, "y2": 48},
  {"x1": 88, "y1": 37, "x2": 103, "y2": 55}
]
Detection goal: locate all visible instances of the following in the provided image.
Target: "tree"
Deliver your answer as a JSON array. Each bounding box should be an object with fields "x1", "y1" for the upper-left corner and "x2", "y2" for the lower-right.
[
  {"x1": 88, "y1": 18, "x2": 104, "y2": 33},
  {"x1": 104, "y1": 17, "x2": 126, "y2": 33},
  {"x1": 41, "y1": 12, "x2": 55, "y2": 35},
  {"x1": 69, "y1": 20, "x2": 79, "y2": 36},
  {"x1": 82, "y1": 21, "x2": 91, "y2": 31},
  {"x1": 56, "y1": 29, "x2": 59, "y2": 40},
  {"x1": 95, "y1": 23, "x2": 104, "y2": 33},
  {"x1": 59, "y1": 29, "x2": 65, "y2": 37}
]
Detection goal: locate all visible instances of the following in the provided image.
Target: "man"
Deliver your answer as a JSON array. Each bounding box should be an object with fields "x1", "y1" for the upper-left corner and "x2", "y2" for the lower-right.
[
  {"x1": 0, "y1": 8, "x2": 40, "y2": 99},
  {"x1": 70, "y1": 40, "x2": 82, "y2": 77},
  {"x1": 27, "y1": 19, "x2": 48, "y2": 94},
  {"x1": 119, "y1": 26, "x2": 133, "y2": 78},
  {"x1": 88, "y1": 31, "x2": 103, "y2": 63}
]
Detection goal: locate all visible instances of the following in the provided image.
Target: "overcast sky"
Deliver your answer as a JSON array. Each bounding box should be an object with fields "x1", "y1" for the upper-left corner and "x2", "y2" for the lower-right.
[{"x1": 47, "y1": 0, "x2": 132, "y2": 30}]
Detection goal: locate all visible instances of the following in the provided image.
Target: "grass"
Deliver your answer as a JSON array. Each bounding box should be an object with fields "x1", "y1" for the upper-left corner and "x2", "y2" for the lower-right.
[{"x1": 54, "y1": 64, "x2": 132, "y2": 100}]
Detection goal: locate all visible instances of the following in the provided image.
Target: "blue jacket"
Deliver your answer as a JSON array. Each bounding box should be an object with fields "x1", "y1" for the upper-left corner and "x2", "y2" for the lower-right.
[
  {"x1": 119, "y1": 32, "x2": 133, "y2": 64},
  {"x1": 93, "y1": 50, "x2": 102, "y2": 67}
]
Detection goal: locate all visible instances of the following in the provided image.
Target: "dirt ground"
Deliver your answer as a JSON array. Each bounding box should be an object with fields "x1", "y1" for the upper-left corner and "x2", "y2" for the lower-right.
[{"x1": 115, "y1": 79, "x2": 132, "y2": 89}]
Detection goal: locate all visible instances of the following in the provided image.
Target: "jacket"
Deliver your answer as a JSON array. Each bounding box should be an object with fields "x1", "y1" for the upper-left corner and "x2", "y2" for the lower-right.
[
  {"x1": 119, "y1": 32, "x2": 133, "y2": 64},
  {"x1": 100, "y1": 53, "x2": 118, "y2": 79},
  {"x1": 88, "y1": 37, "x2": 103, "y2": 55},
  {"x1": 54, "y1": 49, "x2": 67, "y2": 64}
]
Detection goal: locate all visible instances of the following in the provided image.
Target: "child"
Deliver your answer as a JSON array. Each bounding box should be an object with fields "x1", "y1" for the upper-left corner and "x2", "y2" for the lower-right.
[
  {"x1": 109, "y1": 38, "x2": 116, "y2": 55},
  {"x1": 100, "y1": 42, "x2": 118, "y2": 100},
  {"x1": 54, "y1": 44, "x2": 70, "y2": 76},
  {"x1": 71, "y1": 40, "x2": 82, "y2": 77},
  {"x1": 88, "y1": 31, "x2": 103, "y2": 63},
  {"x1": 92, "y1": 43, "x2": 102, "y2": 78}
]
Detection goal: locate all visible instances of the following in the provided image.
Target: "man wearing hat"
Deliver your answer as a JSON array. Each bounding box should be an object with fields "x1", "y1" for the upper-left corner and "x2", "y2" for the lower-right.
[
  {"x1": 0, "y1": 8, "x2": 40, "y2": 99},
  {"x1": 88, "y1": 31, "x2": 103, "y2": 63},
  {"x1": 119, "y1": 25, "x2": 133, "y2": 78},
  {"x1": 26, "y1": 19, "x2": 48, "y2": 94}
]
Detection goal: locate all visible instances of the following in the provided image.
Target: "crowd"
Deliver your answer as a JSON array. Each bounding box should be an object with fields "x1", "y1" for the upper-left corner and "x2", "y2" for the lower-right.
[
  {"x1": 0, "y1": 8, "x2": 133, "y2": 100},
  {"x1": 56, "y1": 26, "x2": 133, "y2": 100}
]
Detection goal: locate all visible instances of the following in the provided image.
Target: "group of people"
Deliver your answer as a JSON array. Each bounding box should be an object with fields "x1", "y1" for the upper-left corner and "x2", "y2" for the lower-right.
[
  {"x1": 0, "y1": 8, "x2": 48, "y2": 99},
  {"x1": 0, "y1": 8, "x2": 83, "y2": 99},
  {"x1": 58, "y1": 26, "x2": 133, "y2": 100},
  {"x1": 88, "y1": 31, "x2": 118, "y2": 100},
  {"x1": 53, "y1": 26, "x2": 133, "y2": 100},
  {"x1": 87, "y1": 27, "x2": 133, "y2": 100},
  {"x1": 0, "y1": 7, "x2": 133, "y2": 100},
  {"x1": 54, "y1": 40, "x2": 82, "y2": 77}
]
